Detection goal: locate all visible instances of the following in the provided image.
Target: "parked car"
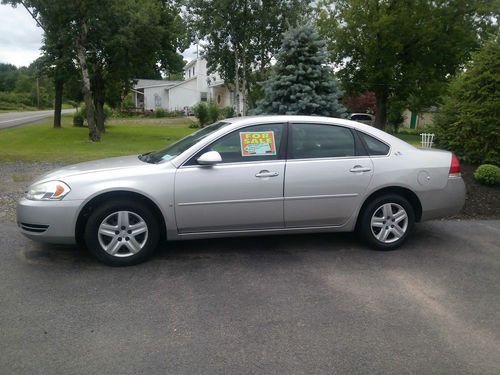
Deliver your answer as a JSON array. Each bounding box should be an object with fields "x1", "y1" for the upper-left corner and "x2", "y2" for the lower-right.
[
  {"x1": 349, "y1": 113, "x2": 375, "y2": 125},
  {"x1": 18, "y1": 116, "x2": 465, "y2": 266}
]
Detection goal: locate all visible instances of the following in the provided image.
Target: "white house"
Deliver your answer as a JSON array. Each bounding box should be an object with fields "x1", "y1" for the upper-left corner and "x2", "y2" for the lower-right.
[{"x1": 132, "y1": 58, "x2": 242, "y2": 114}]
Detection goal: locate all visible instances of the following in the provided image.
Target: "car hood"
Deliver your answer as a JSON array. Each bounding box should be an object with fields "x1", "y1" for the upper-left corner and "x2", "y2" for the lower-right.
[{"x1": 36, "y1": 155, "x2": 149, "y2": 182}]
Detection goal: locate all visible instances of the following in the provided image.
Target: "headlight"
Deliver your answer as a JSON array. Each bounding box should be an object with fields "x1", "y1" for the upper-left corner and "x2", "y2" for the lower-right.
[{"x1": 26, "y1": 181, "x2": 71, "y2": 201}]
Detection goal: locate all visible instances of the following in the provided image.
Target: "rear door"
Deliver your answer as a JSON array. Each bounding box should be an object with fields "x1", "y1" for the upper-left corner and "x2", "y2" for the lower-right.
[{"x1": 284, "y1": 123, "x2": 373, "y2": 227}]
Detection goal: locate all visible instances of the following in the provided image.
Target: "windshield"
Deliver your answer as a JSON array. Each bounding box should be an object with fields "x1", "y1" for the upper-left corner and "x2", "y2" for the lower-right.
[{"x1": 142, "y1": 121, "x2": 230, "y2": 163}]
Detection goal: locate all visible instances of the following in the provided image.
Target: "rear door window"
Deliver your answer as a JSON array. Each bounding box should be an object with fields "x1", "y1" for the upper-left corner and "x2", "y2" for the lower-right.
[{"x1": 288, "y1": 123, "x2": 356, "y2": 159}]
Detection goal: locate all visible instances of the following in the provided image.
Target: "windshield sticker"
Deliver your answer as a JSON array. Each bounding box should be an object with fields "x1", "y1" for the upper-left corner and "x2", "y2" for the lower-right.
[{"x1": 240, "y1": 131, "x2": 277, "y2": 156}]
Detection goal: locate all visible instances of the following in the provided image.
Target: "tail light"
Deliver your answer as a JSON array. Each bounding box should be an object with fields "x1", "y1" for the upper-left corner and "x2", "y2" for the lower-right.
[{"x1": 449, "y1": 153, "x2": 461, "y2": 176}]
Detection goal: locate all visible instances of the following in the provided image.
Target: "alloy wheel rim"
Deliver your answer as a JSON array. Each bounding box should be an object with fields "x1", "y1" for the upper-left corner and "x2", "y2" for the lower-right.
[
  {"x1": 370, "y1": 203, "x2": 408, "y2": 244},
  {"x1": 98, "y1": 211, "x2": 149, "y2": 257}
]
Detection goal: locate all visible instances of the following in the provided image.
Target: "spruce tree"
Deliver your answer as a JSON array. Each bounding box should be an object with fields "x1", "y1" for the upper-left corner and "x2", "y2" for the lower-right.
[{"x1": 253, "y1": 24, "x2": 345, "y2": 117}]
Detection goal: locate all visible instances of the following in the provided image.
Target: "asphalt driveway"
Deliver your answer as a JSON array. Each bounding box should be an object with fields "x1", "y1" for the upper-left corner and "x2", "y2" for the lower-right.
[{"x1": 0, "y1": 220, "x2": 499, "y2": 374}]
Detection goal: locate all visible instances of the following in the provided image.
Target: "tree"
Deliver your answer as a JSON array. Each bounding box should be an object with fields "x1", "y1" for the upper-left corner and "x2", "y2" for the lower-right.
[
  {"x1": 4, "y1": 0, "x2": 188, "y2": 140},
  {"x1": 0, "y1": 63, "x2": 19, "y2": 92},
  {"x1": 186, "y1": 0, "x2": 310, "y2": 115},
  {"x1": 343, "y1": 92, "x2": 376, "y2": 114},
  {"x1": 317, "y1": 0, "x2": 498, "y2": 130},
  {"x1": 253, "y1": 24, "x2": 345, "y2": 117},
  {"x1": 434, "y1": 37, "x2": 500, "y2": 165},
  {"x1": 2, "y1": 0, "x2": 75, "y2": 128}
]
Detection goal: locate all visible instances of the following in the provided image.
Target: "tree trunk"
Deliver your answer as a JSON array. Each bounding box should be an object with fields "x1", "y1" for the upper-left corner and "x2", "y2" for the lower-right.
[
  {"x1": 241, "y1": 55, "x2": 247, "y2": 116},
  {"x1": 76, "y1": 35, "x2": 100, "y2": 142},
  {"x1": 95, "y1": 100, "x2": 105, "y2": 133},
  {"x1": 234, "y1": 48, "x2": 240, "y2": 116},
  {"x1": 374, "y1": 91, "x2": 388, "y2": 130},
  {"x1": 92, "y1": 65, "x2": 106, "y2": 133},
  {"x1": 53, "y1": 77, "x2": 63, "y2": 128}
]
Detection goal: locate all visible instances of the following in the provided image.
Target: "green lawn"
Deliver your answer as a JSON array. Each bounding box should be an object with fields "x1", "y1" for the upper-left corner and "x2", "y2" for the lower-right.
[
  {"x1": 394, "y1": 133, "x2": 421, "y2": 147},
  {"x1": 0, "y1": 115, "x2": 423, "y2": 163},
  {"x1": 0, "y1": 115, "x2": 196, "y2": 163}
]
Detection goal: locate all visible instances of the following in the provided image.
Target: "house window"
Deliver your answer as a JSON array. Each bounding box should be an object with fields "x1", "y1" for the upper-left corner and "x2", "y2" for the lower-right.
[
  {"x1": 154, "y1": 93, "x2": 161, "y2": 108},
  {"x1": 200, "y1": 92, "x2": 208, "y2": 102},
  {"x1": 192, "y1": 66, "x2": 195, "y2": 76},
  {"x1": 217, "y1": 94, "x2": 222, "y2": 105}
]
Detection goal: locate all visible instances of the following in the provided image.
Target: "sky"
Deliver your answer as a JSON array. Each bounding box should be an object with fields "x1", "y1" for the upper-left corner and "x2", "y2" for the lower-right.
[{"x1": 0, "y1": 4, "x2": 197, "y2": 68}]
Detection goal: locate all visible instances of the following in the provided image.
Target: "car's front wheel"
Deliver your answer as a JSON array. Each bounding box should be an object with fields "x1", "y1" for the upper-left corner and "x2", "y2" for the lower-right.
[
  {"x1": 84, "y1": 200, "x2": 160, "y2": 266},
  {"x1": 358, "y1": 194, "x2": 415, "y2": 250}
]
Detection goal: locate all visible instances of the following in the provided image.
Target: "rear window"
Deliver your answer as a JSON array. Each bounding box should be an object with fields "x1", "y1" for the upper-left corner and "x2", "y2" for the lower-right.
[
  {"x1": 351, "y1": 114, "x2": 373, "y2": 121},
  {"x1": 358, "y1": 132, "x2": 390, "y2": 156}
]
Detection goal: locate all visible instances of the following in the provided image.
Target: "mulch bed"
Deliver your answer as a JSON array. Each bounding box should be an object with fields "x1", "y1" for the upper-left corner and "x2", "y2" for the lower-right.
[{"x1": 450, "y1": 163, "x2": 500, "y2": 220}]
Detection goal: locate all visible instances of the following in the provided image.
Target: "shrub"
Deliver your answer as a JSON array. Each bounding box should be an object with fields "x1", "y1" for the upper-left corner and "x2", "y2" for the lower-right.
[
  {"x1": 192, "y1": 102, "x2": 209, "y2": 127},
  {"x1": 0, "y1": 91, "x2": 34, "y2": 109},
  {"x1": 154, "y1": 108, "x2": 166, "y2": 118},
  {"x1": 170, "y1": 110, "x2": 185, "y2": 117},
  {"x1": 434, "y1": 37, "x2": 499, "y2": 165},
  {"x1": 122, "y1": 93, "x2": 135, "y2": 110},
  {"x1": 474, "y1": 164, "x2": 500, "y2": 186},
  {"x1": 207, "y1": 100, "x2": 220, "y2": 123},
  {"x1": 73, "y1": 111, "x2": 84, "y2": 127},
  {"x1": 221, "y1": 106, "x2": 236, "y2": 119},
  {"x1": 103, "y1": 104, "x2": 112, "y2": 120}
]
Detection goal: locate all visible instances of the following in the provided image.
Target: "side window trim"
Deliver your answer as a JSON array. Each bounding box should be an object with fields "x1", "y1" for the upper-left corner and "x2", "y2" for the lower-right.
[
  {"x1": 356, "y1": 130, "x2": 391, "y2": 157},
  {"x1": 352, "y1": 128, "x2": 370, "y2": 157},
  {"x1": 182, "y1": 122, "x2": 286, "y2": 166},
  {"x1": 287, "y1": 122, "x2": 362, "y2": 160}
]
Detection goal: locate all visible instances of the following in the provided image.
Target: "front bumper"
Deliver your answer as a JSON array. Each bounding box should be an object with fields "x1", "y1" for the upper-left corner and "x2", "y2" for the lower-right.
[
  {"x1": 418, "y1": 176, "x2": 466, "y2": 221},
  {"x1": 17, "y1": 198, "x2": 84, "y2": 244}
]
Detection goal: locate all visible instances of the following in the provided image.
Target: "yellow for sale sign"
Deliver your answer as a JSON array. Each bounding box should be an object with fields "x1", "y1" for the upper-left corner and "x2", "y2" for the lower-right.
[{"x1": 239, "y1": 131, "x2": 277, "y2": 156}]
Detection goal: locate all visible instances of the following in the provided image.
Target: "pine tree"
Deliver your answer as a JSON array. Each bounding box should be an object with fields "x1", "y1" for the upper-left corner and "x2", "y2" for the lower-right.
[{"x1": 253, "y1": 24, "x2": 345, "y2": 117}]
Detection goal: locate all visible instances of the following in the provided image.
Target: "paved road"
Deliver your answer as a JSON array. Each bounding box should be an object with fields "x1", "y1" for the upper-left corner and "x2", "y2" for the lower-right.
[
  {"x1": 0, "y1": 109, "x2": 75, "y2": 130},
  {"x1": 0, "y1": 220, "x2": 499, "y2": 374}
]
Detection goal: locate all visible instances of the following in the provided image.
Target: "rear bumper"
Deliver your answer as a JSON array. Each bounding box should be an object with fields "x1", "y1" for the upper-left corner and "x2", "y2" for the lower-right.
[
  {"x1": 418, "y1": 176, "x2": 466, "y2": 221},
  {"x1": 17, "y1": 198, "x2": 83, "y2": 244}
]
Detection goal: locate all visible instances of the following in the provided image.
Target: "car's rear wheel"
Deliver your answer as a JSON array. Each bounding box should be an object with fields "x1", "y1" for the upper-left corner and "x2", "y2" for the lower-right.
[
  {"x1": 358, "y1": 194, "x2": 415, "y2": 250},
  {"x1": 84, "y1": 200, "x2": 160, "y2": 266}
]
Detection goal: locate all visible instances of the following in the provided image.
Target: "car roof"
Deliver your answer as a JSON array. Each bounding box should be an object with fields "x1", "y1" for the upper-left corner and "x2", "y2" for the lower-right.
[
  {"x1": 169, "y1": 115, "x2": 415, "y2": 167},
  {"x1": 222, "y1": 115, "x2": 405, "y2": 143}
]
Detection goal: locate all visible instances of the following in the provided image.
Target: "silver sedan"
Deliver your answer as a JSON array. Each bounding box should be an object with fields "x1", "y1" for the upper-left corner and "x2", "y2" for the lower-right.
[{"x1": 17, "y1": 116, "x2": 465, "y2": 266}]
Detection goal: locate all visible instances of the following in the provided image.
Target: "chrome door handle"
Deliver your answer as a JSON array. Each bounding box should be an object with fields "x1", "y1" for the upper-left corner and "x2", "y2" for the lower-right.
[
  {"x1": 255, "y1": 170, "x2": 279, "y2": 178},
  {"x1": 350, "y1": 165, "x2": 371, "y2": 173}
]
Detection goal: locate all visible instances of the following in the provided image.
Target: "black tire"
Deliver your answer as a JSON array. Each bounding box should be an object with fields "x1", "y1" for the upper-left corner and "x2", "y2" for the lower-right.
[
  {"x1": 358, "y1": 194, "x2": 415, "y2": 251},
  {"x1": 84, "y1": 199, "x2": 160, "y2": 266}
]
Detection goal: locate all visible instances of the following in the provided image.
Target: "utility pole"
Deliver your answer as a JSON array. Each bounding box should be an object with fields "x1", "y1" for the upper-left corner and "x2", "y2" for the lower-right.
[{"x1": 36, "y1": 77, "x2": 40, "y2": 109}]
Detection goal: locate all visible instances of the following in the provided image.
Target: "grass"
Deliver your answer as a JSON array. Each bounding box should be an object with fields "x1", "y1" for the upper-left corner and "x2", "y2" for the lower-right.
[
  {"x1": 394, "y1": 133, "x2": 421, "y2": 147},
  {"x1": 0, "y1": 114, "x2": 424, "y2": 163},
  {"x1": 0, "y1": 115, "x2": 196, "y2": 163}
]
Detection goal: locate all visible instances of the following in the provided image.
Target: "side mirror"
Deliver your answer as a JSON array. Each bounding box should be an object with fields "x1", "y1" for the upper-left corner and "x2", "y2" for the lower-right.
[{"x1": 197, "y1": 151, "x2": 222, "y2": 165}]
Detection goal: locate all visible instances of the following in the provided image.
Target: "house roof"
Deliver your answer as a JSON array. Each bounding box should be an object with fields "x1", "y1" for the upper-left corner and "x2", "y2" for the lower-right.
[
  {"x1": 133, "y1": 79, "x2": 182, "y2": 89},
  {"x1": 183, "y1": 59, "x2": 197, "y2": 70}
]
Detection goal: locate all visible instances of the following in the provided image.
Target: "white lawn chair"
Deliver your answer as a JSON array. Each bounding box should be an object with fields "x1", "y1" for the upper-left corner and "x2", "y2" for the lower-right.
[{"x1": 420, "y1": 133, "x2": 435, "y2": 148}]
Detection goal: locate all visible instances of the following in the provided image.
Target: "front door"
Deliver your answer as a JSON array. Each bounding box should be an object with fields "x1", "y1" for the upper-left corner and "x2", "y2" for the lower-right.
[
  {"x1": 175, "y1": 123, "x2": 286, "y2": 233},
  {"x1": 284, "y1": 123, "x2": 373, "y2": 227}
]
